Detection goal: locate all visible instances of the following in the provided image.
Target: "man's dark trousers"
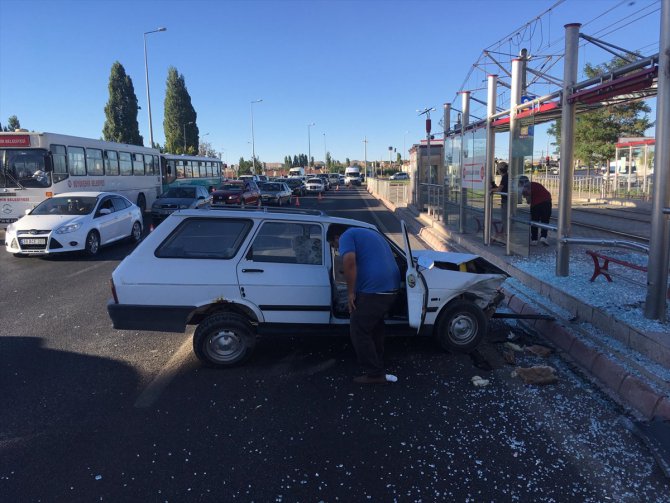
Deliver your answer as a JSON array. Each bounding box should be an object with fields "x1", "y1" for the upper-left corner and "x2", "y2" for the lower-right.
[
  {"x1": 350, "y1": 292, "x2": 398, "y2": 377},
  {"x1": 530, "y1": 200, "x2": 552, "y2": 240}
]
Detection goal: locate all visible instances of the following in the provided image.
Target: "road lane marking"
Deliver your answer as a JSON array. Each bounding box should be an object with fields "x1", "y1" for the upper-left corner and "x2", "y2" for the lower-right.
[{"x1": 134, "y1": 335, "x2": 194, "y2": 408}]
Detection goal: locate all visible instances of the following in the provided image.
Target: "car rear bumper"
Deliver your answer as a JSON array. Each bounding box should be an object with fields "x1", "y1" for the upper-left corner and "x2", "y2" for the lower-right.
[{"x1": 107, "y1": 301, "x2": 194, "y2": 333}]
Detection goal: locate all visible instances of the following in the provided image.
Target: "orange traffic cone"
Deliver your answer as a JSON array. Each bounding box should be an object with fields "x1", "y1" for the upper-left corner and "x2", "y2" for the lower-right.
[
  {"x1": 336, "y1": 184, "x2": 339, "y2": 191},
  {"x1": 149, "y1": 223, "x2": 154, "y2": 232},
  {"x1": 318, "y1": 192, "x2": 323, "y2": 201},
  {"x1": 295, "y1": 197, "x2": 300, "y2": 207}
]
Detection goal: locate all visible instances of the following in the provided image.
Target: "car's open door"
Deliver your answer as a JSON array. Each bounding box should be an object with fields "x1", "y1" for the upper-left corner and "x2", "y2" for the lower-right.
[{"x1": 401, "y1": 220, "x2": 427, "y2": 333}]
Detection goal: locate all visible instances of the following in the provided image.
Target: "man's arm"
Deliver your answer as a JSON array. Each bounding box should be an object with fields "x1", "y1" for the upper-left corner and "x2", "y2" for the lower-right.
[{"x1": 342, "y1": 252, "x2": 357, "y2": 312}]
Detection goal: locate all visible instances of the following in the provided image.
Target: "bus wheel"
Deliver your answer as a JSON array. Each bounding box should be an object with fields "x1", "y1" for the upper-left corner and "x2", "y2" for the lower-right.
[
  {"x1": 136, "y1": 194, "x2": 146, "y2": 213},
  {"x1": 85, "y1": 231, "x2": 100, "y2": 256}
]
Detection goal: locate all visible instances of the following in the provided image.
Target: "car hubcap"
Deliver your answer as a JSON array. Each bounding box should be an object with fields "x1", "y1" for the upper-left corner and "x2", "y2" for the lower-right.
[
  {"x1": 449, "y1": 314, "x2": 477, "y2": 344},
  {"x1": 133, "y1": 223, "x2": 141, "y2": 240},
  {"x1": 206, "y1": 330, "x2": 243, "y2": 362},
  {"x1": 88, "y1": 234, "x2": 99, "y2": 254}
]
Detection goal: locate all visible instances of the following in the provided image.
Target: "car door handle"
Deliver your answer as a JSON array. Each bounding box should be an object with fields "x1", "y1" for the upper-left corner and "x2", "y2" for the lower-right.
[{"x1": 241, "y1": 268, "x2": 264, "y2": 273}]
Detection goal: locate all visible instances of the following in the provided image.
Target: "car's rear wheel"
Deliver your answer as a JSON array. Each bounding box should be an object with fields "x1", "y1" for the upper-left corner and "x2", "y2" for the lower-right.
[
  {"x1": 85, "y1": 230, "x2": 100, "y2": 256},
  {"x1": 434, "y1": 299, "x2": 487, "y2": 353},
  {"x1": 193, "y1": 312, "x2": 256, "y2": 368},
  {"x1": 130, "y1": 221, "x2": 142, "y2": 242}
]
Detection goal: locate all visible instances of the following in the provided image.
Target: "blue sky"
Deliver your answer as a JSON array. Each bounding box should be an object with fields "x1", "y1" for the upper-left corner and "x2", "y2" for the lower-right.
[{"x1": 0, "y1": 0, "x2": 661, "y2": 165}]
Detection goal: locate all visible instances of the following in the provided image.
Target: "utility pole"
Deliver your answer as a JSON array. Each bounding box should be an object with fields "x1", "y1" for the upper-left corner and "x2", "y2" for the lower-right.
[{"x1": 363, "y1": 136, "x2": 368, "y2": 177}]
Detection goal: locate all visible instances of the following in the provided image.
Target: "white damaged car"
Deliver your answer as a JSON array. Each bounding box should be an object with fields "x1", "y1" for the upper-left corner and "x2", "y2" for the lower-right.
[
  {"x1": 5, "y1": 191, "x2": 143, "y2": 257},
  {"x1": 107, "y1": 207, "x2": 508, "y2": 367}
]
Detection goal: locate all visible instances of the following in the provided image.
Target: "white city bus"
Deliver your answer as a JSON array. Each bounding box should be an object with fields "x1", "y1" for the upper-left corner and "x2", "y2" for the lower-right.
[{"x1": 0, "y1": 131, "x2": 162, "y2": 224}]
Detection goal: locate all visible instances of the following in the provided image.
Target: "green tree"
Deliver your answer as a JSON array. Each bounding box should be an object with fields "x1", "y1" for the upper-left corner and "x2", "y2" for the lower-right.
[
  {"x1": 326, "y1": 152, "x2": 332, "y2": 170},
  {"x1": 3, "y1": 115, "x2": 21, "y2": 132},
  {"x1": 198, "y1": 141, "x2": 218, "y2": 158},
  {"x1": 102, "y1": 62, "x2": 143, "y2": 146},
  {"x1": 345, "y1": 157, "x2": 351, "y2": 167},
  {"x1": 547, "y1": 56, "x2": 652, "y2": 167},
  {"x1": 163, "y1": 66, "x2": 198, "y2": 154}
]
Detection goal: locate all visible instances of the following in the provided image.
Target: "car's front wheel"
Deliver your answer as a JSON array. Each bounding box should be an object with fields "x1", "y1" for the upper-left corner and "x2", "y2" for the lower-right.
[
  {"x1": 434, "y1": 299, "x2": 487, "y2": 353},
  {"x1": 85, "y1": 230, "x2": 100, "y2": 256},
  {"x1": 193, "y1": 312, "x2": 256, "y2": 368}
]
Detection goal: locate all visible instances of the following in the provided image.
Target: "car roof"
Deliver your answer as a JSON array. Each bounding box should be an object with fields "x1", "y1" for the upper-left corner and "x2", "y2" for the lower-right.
[
  {"x1": 173, "y1": 207, "x2": 378, "y2": 229},
  {"x1": 52, "y1": 191, "x2": 110, "y2": 198}
]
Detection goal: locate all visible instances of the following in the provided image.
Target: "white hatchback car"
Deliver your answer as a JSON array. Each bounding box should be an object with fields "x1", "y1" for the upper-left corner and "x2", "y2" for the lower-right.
[
  {"x1": 5, "y1": 191, "x2": 143, "y2": 256},
  {"x1": 107, "y1": 207, "x2": 508, "y2": 368}
]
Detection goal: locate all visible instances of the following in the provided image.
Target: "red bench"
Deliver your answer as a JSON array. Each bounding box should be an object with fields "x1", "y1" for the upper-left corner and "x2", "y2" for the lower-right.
[{"x1": 585, "y1": 249, "x2": 670, "y2": 298}]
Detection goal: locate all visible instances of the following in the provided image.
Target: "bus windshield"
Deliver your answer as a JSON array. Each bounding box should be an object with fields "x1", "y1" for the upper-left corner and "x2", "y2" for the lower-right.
[
  {"x1": 31, "y1": 196, "x2": 97, "y2": 216},
  {"x1": 0, "y1": 149, "x2": 51, "y2": 188}
]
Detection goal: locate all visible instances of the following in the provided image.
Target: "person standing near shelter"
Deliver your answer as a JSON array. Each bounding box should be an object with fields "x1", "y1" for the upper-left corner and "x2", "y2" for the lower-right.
[
  {"x1": 521, "y1": 179, "x2": 552, "y2": 245},
  {"x1": 326, "y1": 224, "x2": 401, "y2": 384},
  {"x1": 490, "y1": 161, "x2": 508, "y2": 239}
]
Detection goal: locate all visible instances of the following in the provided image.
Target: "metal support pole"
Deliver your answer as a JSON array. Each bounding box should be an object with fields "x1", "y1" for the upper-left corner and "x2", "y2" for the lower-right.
[
  {"x1": 442, "y1": 102, "x2": 451, "y2": 226},
  {"x1": 250, "y1": 99, "x2": 262, "y2": 175},
  {"x1": 143, "y1": 27, "x2": 166, "y2": 148},
  {"x1": 459, "y1": 91, "x2": 470, "y2": 233},
  {"x1": 645, "y1": 0, "x2": 670, "y2": 321},
  {"x1": 484, "y1": 75, "x2": 497, "y2": 245},
  {"x1": 557, "y1": 24, "x2": 581, "y2": 275},
  {"x1": 506, "y1": 58, "x2": 523, "y2": 255}
]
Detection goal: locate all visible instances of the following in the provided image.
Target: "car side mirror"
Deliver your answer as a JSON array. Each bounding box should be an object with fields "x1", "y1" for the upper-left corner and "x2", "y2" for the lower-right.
[
  {"x1": 198, "y1": 196, "x2": 205, "y2": 200},
  {"x1": 99, "y1": 208, "x2": 112, "y2": 215}
]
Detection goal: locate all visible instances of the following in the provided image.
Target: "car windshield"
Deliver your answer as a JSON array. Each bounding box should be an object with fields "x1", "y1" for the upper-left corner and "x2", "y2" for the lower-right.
[
  {"x1": 286, "y1": 179, "x2": 301, "y2": 187},
  {"x1": 163, "y1": 187, "x2": 196, "y2": 198},
  {"x1": 219, "y1": 183, "x2": 242, "y2": 191},
  {"x1": 261, "y1": 183, "x2": 282, "y2": 191},
  {"x1": 31, "y1": 196, "x2": 97, "y2": 216},
  {"x1": 307, "y1": 178, "x2": 321, "y2": 183}
]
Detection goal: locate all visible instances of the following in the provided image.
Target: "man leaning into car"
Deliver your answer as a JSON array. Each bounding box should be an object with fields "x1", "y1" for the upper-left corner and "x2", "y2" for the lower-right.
[{"x1": 326, "y1": 224, "x2": 401, "y2": 384}]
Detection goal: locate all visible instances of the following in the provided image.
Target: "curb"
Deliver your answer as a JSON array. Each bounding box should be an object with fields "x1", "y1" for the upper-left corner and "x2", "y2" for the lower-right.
[{"x1": 503, "y1": 290, "x2": 670, "y2": 420}]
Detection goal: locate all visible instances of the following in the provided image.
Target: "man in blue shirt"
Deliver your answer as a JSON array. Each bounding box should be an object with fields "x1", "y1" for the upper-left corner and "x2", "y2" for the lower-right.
[{"x1": 326, "y1": 224, "x2": 401, "y2": 384}]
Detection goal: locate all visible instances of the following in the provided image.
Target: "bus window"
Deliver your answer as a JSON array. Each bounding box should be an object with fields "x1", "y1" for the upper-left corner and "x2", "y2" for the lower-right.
[
  {"x1": 185, "y1": 161, "x2": 193, "y2": 178},
  {"x1": 133, "y1": 153, "x2": 145, "y2": 175},
  {"x1": 52, "y1": 144, "x2": 68, "y2": 183},
  {"x1": 144, "y1": 154, "x2": 155, "y2": 175},
  {"x1": 214, "y1": 162, "x2": 220, "y2": 177},
  {"x1": 119, "y1": 152, "x2": 132, "y2": 176},
  {"x1": 153, "y1": 155, "x2": 160, "y2": 175},
  {"x1": 205, "y1": 162, "x2": 212, "y2": 177},
  {"x1": 104, "y1": 150, "x2": 119, "y2": 175},
  {"x1": 68, "y1": 146, "x2": 86, "y2": 176},
  {"x1": 176, "y1": 160, "x2": 185, "y2": 178},
  {"x1": 87, "y1": 148, "x2": 104, "y2": 176}
]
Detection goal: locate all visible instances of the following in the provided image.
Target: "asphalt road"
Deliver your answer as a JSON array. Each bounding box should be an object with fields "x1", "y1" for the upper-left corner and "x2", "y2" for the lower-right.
[{"x1": 1, "y1": 186, "x2": 668, "y2": 501}]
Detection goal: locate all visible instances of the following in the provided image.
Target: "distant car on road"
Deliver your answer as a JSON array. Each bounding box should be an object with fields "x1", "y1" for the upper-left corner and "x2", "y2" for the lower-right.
[
  {"x1": 284, "y1": 177, "x2": 306, "y2": 197},
  {"x1": 390, "y1": 172, "x2": 410, "y2": 180},
  {"x1": 259, "y1": 182, "x2": 292, "y2": 206},
  {"x1": 304, "y1": 177, "x2": 326, "y2": 194},
  {"x1": 151, "y1": 186, "x2": 211, "y2": 226},
  {"x1": 5, "y1": 191, "x2": 142, "y2": 257},
  {"x1": 211, "y1": 180, "x2": 260, "y2": 207}
]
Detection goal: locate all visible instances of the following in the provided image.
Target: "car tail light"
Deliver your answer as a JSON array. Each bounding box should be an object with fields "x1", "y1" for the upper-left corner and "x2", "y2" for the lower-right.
[{"x1": 110, "y1": 278, "x2": 119, "y2": 304}]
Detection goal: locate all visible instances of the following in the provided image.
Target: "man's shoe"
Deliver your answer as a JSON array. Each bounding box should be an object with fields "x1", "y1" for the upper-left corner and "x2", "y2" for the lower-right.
[
  {"x1": 354, "y1": 375, "x2": 390, "y2": 384},
  {"x1": 530, "y1": 240, "x2": 538, "y2": 246},
  {"x1": 540, "y1": 237, "x2": 549, "y2": 246}
]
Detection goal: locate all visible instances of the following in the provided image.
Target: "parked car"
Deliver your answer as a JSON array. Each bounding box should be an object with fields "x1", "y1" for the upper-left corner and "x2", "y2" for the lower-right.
[
  {"x1": 284, "y1": 177, "x2": 306, "y2": 197},
  {"x1": 5, "y1": 191, "x2": 143, "y2": 257},
  {"x1": 304, "y1": 177, "x2": 326, "y2": 194},
  {"x1": 259, "y1": 181, "x2": 292, "y2": 206},
  {"x1": 328, "y1": 173, "x2": 342, "y2": 186},
  {"x1": 390, "y1": 172, "x2": 410, "y2": 180},
  {"x1": 316, "y1": 173, "x2": 331, "y2": 190},
  {"x1": 211, "y1": 180, "x2": 260, "y2": 207},
  {"x1": 107, "y1": 208, "x2": 508, "y2": 368},
  {"x1": 151, "y1": 185, "x2": 211, "y2": 226}
]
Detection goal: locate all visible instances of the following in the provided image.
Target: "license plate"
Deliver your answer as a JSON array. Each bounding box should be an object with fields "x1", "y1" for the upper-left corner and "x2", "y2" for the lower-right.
[{"x1": 20, "y1": 238, "x2": 46, "y2": 245}]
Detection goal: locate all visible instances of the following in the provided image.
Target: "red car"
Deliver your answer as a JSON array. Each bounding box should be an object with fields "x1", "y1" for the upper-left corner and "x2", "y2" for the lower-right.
[{"x1": 211, "y1": 180, "x2": 261, "y2": 207}]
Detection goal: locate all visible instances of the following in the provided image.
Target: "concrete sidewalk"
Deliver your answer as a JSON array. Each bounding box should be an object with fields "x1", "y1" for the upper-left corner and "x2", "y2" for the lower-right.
[{"x1": 376, "y1": 194, "x2": 670, "y2": 421}]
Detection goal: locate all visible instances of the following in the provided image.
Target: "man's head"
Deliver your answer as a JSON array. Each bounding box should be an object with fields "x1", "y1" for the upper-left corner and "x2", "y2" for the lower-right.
[
  {"x1": 497, "y1": 161, "x2": 508, "y2": 174},
  {"x1": 326, "y1": 223, "x2": 350, "y2": 248}
]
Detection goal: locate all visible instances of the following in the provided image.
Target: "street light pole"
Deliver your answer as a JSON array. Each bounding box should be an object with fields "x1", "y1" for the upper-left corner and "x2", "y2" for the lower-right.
[
  {"x1": 183, "y1": 121, "x2": 194, "y2": 153},
  {"x1": 143, "y1": 27, "x2": 166, "y2": 148},
  {"x1": 307, "y1": 122, "x2": 315, "y2": 170},
  {"x1": 250, "y1": 99, "x2": 263, "y2": 174},
  {"x1": 323, "y1": 132, "x2": 327, "y2": 171},
  {"x1": 403, "y1": 130, "x2": 409, "y2": 163}
]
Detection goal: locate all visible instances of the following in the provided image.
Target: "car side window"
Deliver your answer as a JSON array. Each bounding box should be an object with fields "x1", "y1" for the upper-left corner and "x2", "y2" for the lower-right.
[
  {"x1": 97, "y1": 198, "x2": 115, "y2": 216},
  {"x1": 112, "y1": 196, "x2": 130, "y2": 211},
  {"x1": 248, "y1": 222, "x2": 322, "y2": 265},
  {"x1": 155, "y1": 218, "x2": 252, "y2": 259}
]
